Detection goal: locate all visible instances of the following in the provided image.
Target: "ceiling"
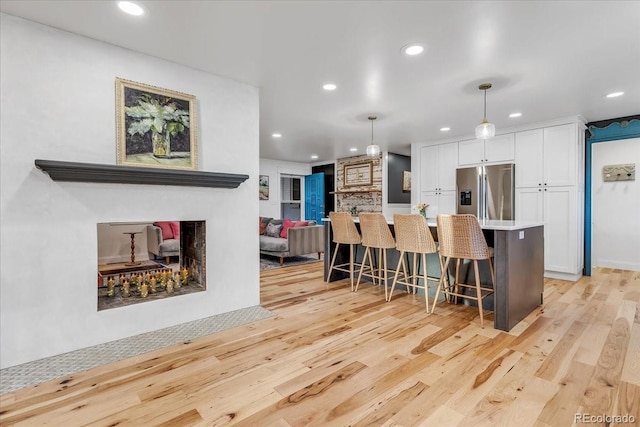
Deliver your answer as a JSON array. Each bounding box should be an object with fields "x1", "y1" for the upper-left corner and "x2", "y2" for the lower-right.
[{"x1": 2, "y1": 1, "x2": 639, "y2": 163}]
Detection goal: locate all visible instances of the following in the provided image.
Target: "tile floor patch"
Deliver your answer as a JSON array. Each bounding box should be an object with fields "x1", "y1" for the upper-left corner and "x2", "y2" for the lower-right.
[{"x1": 0, "y1": 305, "x2": 274, "y2": 394}]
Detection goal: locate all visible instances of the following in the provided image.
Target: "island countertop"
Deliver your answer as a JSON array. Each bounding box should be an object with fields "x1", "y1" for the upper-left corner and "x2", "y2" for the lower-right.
[{"x1": 323, "y1": 216, "x2": 544, "y2": 231}]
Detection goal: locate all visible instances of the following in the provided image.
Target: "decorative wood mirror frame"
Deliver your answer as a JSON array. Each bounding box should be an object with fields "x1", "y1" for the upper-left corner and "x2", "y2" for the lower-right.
[{"x1": 343, "y1": 161, "x2": 373, "y2": 187}]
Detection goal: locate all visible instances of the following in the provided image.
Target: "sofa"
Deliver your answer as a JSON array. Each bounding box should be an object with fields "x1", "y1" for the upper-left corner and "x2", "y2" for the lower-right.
[
  {"x1": 259, "y1": 217, "x2": 324, "y2": 265},
  {"x1": 147, "y1": 222, "x2": 180, "y2": 264}
]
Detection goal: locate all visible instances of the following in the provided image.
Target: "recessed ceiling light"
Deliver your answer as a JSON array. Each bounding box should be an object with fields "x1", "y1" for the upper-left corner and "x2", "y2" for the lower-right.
[
  {"x1": 509, "y1": 112, "x2": 522, "y2": 118},
  {"x1": 271, "y1": 133, "x2": 282, "y2": 138},
  {"x1": 350, "y1": 148, "x2": 358, "y2": 152},
  {"x1": 117, "y1": 1, "x2": 145, "y2": 16},
  {"x1": 311, "y1": 155, "x2": 318, "y2": 160},
  {"x1": 440, "y1": 127, "x2": 450, "y2": 132},
  {"x1": 605, "y1": 91, "x2": 624, "y2": 98},
  {"x1": 401, "y1": 43, "x2": 424, "y2": 56},
  {"x1": 323, "y1": 83, "x2": 337, "y2": 91}
]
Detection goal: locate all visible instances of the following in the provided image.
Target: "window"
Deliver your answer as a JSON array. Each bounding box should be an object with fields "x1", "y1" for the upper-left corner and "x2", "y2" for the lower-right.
[{"x1": 281, "y1": 176, "x2": 302, "y2": 220}]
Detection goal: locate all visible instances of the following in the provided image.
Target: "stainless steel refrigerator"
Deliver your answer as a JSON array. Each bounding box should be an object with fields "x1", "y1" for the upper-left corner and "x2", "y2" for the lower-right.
[{"x1": 456, "y1": 164, "x2": 515, "y2": 220}]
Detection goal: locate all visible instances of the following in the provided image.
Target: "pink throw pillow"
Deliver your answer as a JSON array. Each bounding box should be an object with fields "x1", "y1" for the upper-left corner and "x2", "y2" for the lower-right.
[
  {"x1": 170, "y1": 221, "x2": 180, "y2": 240},
  {"x1": 281, "y1": 220, "x2": 310, "y2": 238},
  {"x1": 280, "y1": 219, "x2": 295, "y2": 238},
  {"x1": 154, "y1": 222, "x2": 173, "y2": 240}
]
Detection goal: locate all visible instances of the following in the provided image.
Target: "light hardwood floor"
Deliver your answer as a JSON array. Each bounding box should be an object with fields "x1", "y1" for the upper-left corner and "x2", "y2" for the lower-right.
[{"x1": 1, "y1": 263, "x2": 639, "y2": 426}]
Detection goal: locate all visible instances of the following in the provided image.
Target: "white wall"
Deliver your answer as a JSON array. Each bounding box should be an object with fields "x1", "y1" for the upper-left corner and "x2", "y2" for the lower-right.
[
  {"x1": 592, "y1": 138, "x2": 640, "y2": 271},
  {"x1": 0, "y1": 14, "x2": 260, "y2": 368},
  {"x1": 259, "y1": 158, "x2": 311, "y2": 219},
  {"x1": 97, "y1": 222, "x2": 154, "y2": 264}
]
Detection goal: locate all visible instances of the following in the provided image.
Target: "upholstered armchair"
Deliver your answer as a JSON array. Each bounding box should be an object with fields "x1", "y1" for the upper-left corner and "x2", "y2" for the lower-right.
[{"x1": 146, "y1": 222, "x2": 180, "y2": 264}]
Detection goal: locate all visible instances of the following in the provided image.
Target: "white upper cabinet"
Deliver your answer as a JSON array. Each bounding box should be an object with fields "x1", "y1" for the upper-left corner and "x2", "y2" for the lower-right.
[
  {"x1": 515, "y1": 124, "x2": 577, "y2": 188},
  {"x1": 420, "y1": 145, "x2": 438, "y2": 191},
  {"x1": 439, "y1": 143, "x2": 458, "y2": 191},
  {"x1": 458, "y1": 133, "x2": 515, "y2": 166},
  {"x1": 420, "y1": 142, "x2": 458, "y2": 192},
  {"x1": 515, "y1": 129, "x2": 544, "y2": 188},
  {"x1": 544, "y1": 124, "x2": 577, "y2": 187},
  {"x1": 485, "y1": 134, "x2": 516, "y2": 163},
  {"x1": 458, "y1": 139, "x2": 484, "y2": 166}
]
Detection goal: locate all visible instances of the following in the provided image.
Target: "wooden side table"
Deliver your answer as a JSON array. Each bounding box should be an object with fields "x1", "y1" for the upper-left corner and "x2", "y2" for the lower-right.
[{"x1": 124, "y1": 231, "x2": 142, "y2": 266}]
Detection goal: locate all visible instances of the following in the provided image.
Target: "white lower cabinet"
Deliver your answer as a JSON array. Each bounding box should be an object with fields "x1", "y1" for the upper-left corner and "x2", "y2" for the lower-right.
[
  {"x1": 544, "y1": 186, "x2": 577, "y2": 274},
  {"x1": 515, "y1": 187, "x2": 543, "y2": 222},
  {"x1": 516, "y1": 186, "x2": 578, "y2": 277},
  {"x1": 421, "y1": 191, "x2": 456, "y2": 217}
]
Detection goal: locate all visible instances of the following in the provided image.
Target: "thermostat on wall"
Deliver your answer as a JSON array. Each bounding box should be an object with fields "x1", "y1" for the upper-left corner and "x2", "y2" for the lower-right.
[{"x1": 602, "y1": 163, "x2": 635, "y2": 182}]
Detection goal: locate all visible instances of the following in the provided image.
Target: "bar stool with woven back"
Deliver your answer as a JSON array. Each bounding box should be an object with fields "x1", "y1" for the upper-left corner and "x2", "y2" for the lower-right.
[
  {"x1": 432, "y1": 214, "x2": 495, "y2": 328},
  {"x1": 327, "y1": 212, "x2": 362, "y2": 291},
  {"x1": 388, "y1": 213, "x2": 446, "y2": 312},
  {"x1": 355, "y1": 213, "x2": 396, "y2": 300}
]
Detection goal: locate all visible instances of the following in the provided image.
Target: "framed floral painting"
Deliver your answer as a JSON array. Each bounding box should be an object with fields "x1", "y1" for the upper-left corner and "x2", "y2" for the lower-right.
[
  {"x1": 116, "y1": 78, "x2": 197, "y2": 170},
  {"x1": 259, "y1": 175, "x2": 269, "y2": 200}
]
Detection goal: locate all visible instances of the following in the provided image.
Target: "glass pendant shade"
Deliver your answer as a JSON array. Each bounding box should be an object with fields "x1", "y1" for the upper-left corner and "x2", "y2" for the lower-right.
[
  {"x1": 475, "y1": 120, "x2": 495, "y2": 139},
  {"x1": 366, "y1": 143, "x2": 381, "y2": 156},
  {"x1": 366, "y1": 115, "x2": 380, "y2": 156}
]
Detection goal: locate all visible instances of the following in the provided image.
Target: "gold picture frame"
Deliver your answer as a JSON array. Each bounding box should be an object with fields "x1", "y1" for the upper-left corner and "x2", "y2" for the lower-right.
[
  {"x1": 116, "y1": 78, "x2": 198, "y2": 170},
  {"x1": 343, "y1": 162, "x2": 373, "y2": 187},
  {"x1": 402, "y1": 170, "x2": 411, "y2": 191}
]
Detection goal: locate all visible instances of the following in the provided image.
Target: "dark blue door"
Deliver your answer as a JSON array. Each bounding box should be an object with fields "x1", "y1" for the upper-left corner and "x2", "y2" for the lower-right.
[{"x1": 305, "y1": 172, "x2": 325, "y2": 224}]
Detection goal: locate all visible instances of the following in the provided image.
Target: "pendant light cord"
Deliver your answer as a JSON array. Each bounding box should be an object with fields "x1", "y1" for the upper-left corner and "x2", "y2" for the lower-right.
[
  {"x1": 483, "y1": 88, "x2": 487, "y2": 122},
  {"x1": 371, "y1": 119, "x2": 374, "y2": 143}
]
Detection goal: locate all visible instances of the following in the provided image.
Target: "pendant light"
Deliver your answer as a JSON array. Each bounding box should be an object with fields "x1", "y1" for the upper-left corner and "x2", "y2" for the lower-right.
[
  {"x1": 475, "y1": 83, "x2": 495, "y2": 140},
  {"x1": 366, "y1": 115, "x2": 380, "y2": 156}
]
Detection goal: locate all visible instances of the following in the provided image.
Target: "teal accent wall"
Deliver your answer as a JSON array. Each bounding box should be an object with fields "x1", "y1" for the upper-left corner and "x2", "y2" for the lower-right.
[{"x1": 585, "y1": 115, "x2": 640, "y2": 275}]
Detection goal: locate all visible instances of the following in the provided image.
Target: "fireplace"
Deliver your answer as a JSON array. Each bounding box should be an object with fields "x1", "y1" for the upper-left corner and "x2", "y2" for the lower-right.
[{"x1": 97, "y1": 220, "x2": 206, "y2": 311}]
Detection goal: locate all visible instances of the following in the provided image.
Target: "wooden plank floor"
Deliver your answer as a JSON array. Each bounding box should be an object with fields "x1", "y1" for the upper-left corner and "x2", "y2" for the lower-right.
[{"x1": 1, "y1": 263, "x2": 639, "y2": 426}]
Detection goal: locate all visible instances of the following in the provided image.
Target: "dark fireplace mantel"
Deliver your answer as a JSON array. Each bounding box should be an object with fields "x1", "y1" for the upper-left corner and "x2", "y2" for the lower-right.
[{"x1": 35, "y1": 159, "x2": 249, "y2": 189}]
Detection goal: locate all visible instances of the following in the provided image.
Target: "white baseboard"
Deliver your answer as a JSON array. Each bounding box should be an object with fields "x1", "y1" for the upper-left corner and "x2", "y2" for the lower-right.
[
  {"x1": 593, "y1": 260, "x2": 640, "y2": 272},
  {"x1": 98, "y1": 254, "x2": 150, "y2": 265},
  {"x1": 544, "y1": 270, "x2": 582, "y2": 282}
]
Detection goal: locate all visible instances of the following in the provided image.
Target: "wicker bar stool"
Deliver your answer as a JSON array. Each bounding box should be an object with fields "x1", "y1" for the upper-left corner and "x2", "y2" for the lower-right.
[
  {"x1": 327, "y1": 212, "x2": 362, "y2": 291},
  {"x1": 388, "y1": 214, "x2": 446, "y2": 312},
  {"x1": 355, "y1": 213, "x2": 396, "y2": 300},
  {"x1": 432, "y1": 214, "x2": 495, "y2": 328}
]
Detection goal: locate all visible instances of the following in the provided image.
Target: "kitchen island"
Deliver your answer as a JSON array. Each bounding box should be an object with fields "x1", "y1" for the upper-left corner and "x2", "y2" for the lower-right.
[{"x1": 323, "y1": 216, "x2": 544, "y2": 332}]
